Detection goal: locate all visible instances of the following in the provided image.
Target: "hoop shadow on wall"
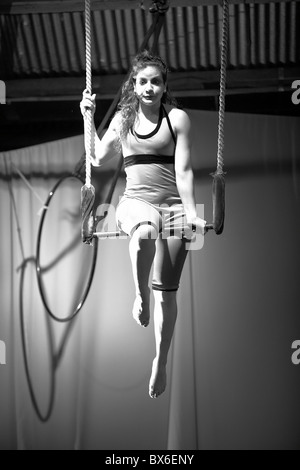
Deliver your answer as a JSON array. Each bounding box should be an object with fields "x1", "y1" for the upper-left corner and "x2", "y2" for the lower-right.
[
  {"x1": 19, "y1": 174, "x2": 101, "y2": 421},
  {"x1": 19, "y1": 256, "x2": 83, "y2": 422},
  {"x1": 19, "y1": 257, "x2": 56, "y2": 422},
  {"x1": 19, "y1": 166, "x2": 117, "y2": 421}
]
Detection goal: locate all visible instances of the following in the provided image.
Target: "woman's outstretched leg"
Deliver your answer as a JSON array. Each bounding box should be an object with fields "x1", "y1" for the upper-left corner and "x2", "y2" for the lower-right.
[
  {"x1": 129, "y1": 224, "x2": 157, "y2": 327},
  {"x1": 150, "y1": 290, "x2": 178, "y2": 398},
  {"x1": 149, "y1": 236, "x2": 189, "y2": 398}
]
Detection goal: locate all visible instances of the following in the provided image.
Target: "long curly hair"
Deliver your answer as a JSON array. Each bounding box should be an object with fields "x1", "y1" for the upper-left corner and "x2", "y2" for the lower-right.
[{"x1": 115, "y1": 51, "x2": 178, "y2": 149}]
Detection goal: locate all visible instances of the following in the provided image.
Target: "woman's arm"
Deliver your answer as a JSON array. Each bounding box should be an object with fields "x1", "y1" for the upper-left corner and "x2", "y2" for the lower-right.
[
  {"x1": 80, "y1": 90, "x2": 121, "y2": 166},
  {"x1": 173, "y1": 108, "x2": 206, "y2": 233}
]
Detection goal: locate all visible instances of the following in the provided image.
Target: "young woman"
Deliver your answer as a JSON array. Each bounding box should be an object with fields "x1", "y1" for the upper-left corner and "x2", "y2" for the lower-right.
[{"x1": 80, "y1": 51, "x2": 206, "y2": 399}]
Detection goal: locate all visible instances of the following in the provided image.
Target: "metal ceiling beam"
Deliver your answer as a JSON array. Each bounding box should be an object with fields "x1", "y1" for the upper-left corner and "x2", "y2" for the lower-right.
[
  {"x1": 4, "y1": 86, "x2": 293, "y2": 103},
  {"x1": 1, "y1": 0, "x2": 300, "y2": 15},
  {"x1": 5, "y1": 67, "x2": 299, "y2": 102}
]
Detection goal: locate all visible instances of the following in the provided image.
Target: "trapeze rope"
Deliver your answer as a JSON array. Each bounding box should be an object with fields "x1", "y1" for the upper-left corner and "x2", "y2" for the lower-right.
[
  {"x1": 85, "y1": 0, "x2": 93, "y2": 189},
  {"x1": 216, "y1": 0, "x2": 229, "y2": 177},
  {"x1": 207, "y1": 0, "x2": 229, "y2": 235}
]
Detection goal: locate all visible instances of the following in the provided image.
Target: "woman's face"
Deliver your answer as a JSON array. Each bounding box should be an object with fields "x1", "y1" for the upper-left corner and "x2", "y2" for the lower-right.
[{"x1": 134, "y1": 65, "x2": 166, "y2": 108}]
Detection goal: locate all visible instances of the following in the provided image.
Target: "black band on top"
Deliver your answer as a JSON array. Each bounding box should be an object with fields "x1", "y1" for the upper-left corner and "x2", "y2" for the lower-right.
[
  {"x1": 162, "y1": 106, "x2": 177, "y2": 144},
  {"x1": 131, "y1": 105, "x2": 164, "y2": 140},
  {"x1": 124, "y1": 154, "x2": 175, "y2": 168}
]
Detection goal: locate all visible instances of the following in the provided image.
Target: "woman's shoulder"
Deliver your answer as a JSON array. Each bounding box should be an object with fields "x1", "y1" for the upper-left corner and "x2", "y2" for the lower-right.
[
  {"x1": 108, "y1": 111, "x2": 123, "y2": 131},
  {"x1": 111, "y1": 111, "x2": 122, "y2": 124},
  {"x1": 164, "y1": 104, "x2": 190, "y2": 118},
  {"x1": 163, "y1": 104, "x2": 191, "y2": 130}
]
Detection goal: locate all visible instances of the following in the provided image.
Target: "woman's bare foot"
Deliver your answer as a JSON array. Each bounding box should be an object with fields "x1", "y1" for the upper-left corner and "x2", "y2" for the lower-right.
[
  {"x1": 132, "y1": 290, "x2": 150, "y2": 327},
  {"x1": 149, "y1": 358, "x2": 167, "y2": 398}
]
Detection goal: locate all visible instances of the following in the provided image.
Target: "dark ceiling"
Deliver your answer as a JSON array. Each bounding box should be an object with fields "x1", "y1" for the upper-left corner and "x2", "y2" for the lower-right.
[{"x1": 0, "y1": 0, "x2": 299, "y2": 152}]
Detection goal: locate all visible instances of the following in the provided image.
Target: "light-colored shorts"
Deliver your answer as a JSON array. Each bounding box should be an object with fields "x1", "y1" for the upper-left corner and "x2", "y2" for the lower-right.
[
  {"x1": 116, "y1": 196, "x2": 192, "y2": 239},
  {"x1": 116, "y1": 196, "x2": 192, "y2": 292}
]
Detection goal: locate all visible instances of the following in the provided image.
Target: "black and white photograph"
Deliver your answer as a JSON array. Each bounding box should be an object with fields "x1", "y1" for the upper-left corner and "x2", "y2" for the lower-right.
[{"x1": 0, "y1": 0, "x2": 299, "y2": 453}]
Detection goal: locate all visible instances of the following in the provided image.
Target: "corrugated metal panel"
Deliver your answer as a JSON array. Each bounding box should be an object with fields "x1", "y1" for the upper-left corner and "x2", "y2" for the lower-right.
[{"x1": 0, "y1": 2, "x2": 299, "y2": 80}]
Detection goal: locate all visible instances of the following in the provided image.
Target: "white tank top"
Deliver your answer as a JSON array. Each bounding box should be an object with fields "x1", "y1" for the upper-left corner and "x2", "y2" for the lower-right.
[{"x1": 122, "y1": 105, "x2": 182, "y2": 206}]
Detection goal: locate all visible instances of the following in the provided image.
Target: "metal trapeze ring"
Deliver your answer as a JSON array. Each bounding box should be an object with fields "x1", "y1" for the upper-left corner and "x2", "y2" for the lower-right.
[{"x1": 36, "y1": 173, "x2": 99, "y2": 323}]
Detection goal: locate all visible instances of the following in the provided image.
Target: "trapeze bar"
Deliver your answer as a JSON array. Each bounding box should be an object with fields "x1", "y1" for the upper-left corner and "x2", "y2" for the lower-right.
[
  {"x1": 93, "y1": 231, "x2": 125, "y2": 239},
  {"x1": 94, "y1": 225, "x2": 215, "y2": 240}
]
